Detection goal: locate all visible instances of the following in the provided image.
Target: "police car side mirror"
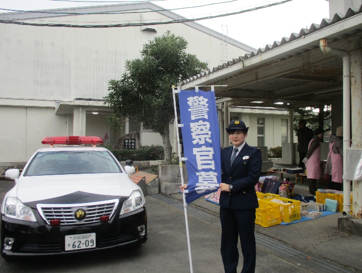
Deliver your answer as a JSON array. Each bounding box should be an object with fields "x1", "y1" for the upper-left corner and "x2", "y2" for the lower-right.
[{"x1": 5, "y1": 169, "x2": 20, "y2": 183}]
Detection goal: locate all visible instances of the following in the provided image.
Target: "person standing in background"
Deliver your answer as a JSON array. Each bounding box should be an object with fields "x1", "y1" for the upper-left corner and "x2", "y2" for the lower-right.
[
  {"x1": 304, "y1": 128, "x2": 324, "y2": 195},
  {"x1": 325, "y1": 126, "x2": 343, "y2": 190},
  {"x1": 296, "y1": 119, "x2": 314, "y2": 170}
]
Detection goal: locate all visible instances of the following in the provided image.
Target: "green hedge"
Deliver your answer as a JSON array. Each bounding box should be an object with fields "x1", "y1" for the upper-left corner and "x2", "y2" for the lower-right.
[
  {"x1": 109, "y1": 145, "x2": 164, "y2": 161},
  {"x1": 267, "y1": 146, "x2": 282, "y2": 158}
]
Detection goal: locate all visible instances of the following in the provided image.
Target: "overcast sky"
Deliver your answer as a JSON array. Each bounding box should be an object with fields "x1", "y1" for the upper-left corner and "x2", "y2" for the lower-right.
[{"x1": 0, "y1": 0, "x2": 330, "y2": 49}]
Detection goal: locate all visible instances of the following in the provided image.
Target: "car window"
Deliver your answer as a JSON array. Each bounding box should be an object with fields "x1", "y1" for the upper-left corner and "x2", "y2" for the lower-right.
[{"x1": 24, "y1": 151, "x2": 121, "y2": 176}]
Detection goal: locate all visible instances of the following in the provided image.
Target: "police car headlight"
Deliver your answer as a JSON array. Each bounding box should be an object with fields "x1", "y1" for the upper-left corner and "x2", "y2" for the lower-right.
[
  {"x1": 120, "y1": 190, "x2": 145, "y2": 215},
  {"x1": 4, "y1": 197, "x2": 37, "y2": 222}
]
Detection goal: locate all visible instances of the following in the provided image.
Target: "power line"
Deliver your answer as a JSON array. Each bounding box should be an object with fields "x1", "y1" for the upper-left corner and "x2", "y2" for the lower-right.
[
  {"x1": 0, "y1": 0, "x2": 292, "y2": 28},
  {"x1": 51, "y1": 0, "x2": 162, "y2": 2},
  {"x1": 0, "y1": 0, "x2": 237, "y2": 15}
]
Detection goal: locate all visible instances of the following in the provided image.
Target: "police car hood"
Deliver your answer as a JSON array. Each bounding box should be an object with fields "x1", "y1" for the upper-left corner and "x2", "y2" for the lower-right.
[{"x1": 16, "y1": 173, "x2": 137, "y2": 203}]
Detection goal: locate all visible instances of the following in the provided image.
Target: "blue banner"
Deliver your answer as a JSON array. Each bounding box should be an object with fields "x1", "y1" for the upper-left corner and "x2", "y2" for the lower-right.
[{"x1": 178, "y1": 89, "x2": 221, "y2": 204}]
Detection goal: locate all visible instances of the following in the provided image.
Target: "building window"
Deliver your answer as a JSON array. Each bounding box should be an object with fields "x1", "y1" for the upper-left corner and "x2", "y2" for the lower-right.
[
  {"x1": 281, "y1": 119, "x2": 288, "y2": 144},
  {"x1": 257, "y1": 118, "x2": 265, "y2": 146}
]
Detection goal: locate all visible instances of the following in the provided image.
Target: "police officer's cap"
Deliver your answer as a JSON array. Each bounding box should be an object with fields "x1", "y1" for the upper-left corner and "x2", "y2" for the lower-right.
[{"x1": 226, "y1": 120, "x2": 249, "y2": 133}]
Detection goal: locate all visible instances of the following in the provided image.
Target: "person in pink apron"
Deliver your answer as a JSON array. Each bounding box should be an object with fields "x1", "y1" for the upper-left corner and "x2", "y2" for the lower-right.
[
  {"x1": 325, "y1": 126, "x2": 343, "y2": 190},
  {"x1": 304, "y1": 128, "x2": 324, "y2": 195}
]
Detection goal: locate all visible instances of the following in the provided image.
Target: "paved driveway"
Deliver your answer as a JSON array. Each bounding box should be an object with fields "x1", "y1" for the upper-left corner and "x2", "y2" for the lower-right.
[{"x1": 0, "y1": 180, "x2": 357, "y2": 273}]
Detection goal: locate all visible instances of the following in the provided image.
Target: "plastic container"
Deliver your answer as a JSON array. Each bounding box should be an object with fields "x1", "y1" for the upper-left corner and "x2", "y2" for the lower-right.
[
  {"x1": 255, "y1": 199, "x2": 282, "y2": 227},
  {"x1": 306, "y1": 202, "x2": 325, "y2": 212},
  {"x1": 256, "y1": 192, "x2": 279, "y2": 199},
  {"x1": 269, "y1": 197, "x2": 301, "y2": 223},
  {"x1": 264, "y1": 193, "x2": 280, "y2": 199},
  {"x1": 316, "y1": 191, "x2": 339, "y2": 205},
  {"x1": 316, "y1": 191, "x2": 327, "y2": 204},
  {"x1": 256, "y1": 192, "x2": 265, "y2": 199}
]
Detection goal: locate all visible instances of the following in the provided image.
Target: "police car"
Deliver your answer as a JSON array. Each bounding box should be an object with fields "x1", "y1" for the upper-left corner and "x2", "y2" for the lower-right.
[{"x1": 1, "y1": 136, "x2": 147, "y2": 259}]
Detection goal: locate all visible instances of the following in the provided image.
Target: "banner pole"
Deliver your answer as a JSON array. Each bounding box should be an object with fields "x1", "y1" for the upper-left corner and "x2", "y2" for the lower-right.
[{"x1": 172, "y1": 85, "x2": 194, "y2": 273}]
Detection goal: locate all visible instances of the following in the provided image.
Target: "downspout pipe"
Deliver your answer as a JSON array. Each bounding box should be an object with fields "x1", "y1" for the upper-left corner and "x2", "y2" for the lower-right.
[
  {"x1": 289, "y1": 109, "x2": 295, "y2": 165},
  {"x1": 342, "y1": 54, "x2": 351, "y2": 215},
  {"x1": 319, "y1": 39, "x2": 351, "y2": 215}
]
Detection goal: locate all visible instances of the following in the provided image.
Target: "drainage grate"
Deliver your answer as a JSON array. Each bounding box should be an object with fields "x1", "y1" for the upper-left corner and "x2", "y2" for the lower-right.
[{"x1": 150, "y1": 194, "x2": 354, "y2": 273}]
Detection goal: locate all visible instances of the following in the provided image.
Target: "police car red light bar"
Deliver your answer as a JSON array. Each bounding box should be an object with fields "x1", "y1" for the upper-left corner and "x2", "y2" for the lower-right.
[{"x1": 42, "y1": 136, "x2": 103, "y2": 145}]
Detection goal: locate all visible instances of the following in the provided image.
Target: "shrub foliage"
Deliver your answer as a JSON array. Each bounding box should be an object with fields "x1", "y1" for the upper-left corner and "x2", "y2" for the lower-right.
[
  {"x1": 109, "y1": 145, "x2": 164, "y2": 161},
  {"x1": 267, "y1": 146, "x2": 282, "y2": 158}
]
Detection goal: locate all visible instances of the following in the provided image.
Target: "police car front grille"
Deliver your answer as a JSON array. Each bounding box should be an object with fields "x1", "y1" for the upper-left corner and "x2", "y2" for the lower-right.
[{"x1": 37, "y1": 199, "x2": 119, "y2": 225}]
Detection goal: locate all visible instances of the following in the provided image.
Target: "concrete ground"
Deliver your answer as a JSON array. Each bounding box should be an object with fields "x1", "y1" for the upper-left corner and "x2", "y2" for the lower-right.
[
  {"x1": 1, "y1": 177, "x2": 361, "y2": 272},
  {"x1": 138, "y1": 161, "x2": 361, "y2": 272},
  {"x1": 1, "y1": 162, "x2": 361, "y2": 273},
  {"x1": 167, "y1": 179, "x2": 362, "y2": 273}
]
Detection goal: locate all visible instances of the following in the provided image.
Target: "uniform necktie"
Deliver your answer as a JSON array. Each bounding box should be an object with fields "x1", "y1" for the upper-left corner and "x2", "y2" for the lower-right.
[{"x1": 230, "y1": 148, "x2": 238, "y2": 166}]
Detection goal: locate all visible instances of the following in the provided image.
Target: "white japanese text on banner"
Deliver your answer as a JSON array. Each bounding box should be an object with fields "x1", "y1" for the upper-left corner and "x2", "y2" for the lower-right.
[{"x1": 178, "y1": 89, "x2": 221, "y2": 204}]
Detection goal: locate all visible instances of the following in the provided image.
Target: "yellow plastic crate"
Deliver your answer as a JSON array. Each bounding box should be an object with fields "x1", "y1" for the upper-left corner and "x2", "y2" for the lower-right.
[
  {"x1": 316, "y1": 191, "x2": 328, "y2": 204},
  {"x1": 268, "y1": 197, "x2": 301, "y2": 223},
  {"x1": 255, "y1": 199, "x2": 282, "y2": 227},
  {"x1": 256, "y1": 192, "x2": 279, "y2": 199},
  {"x1": 337, "y1": 193, "x2": 353, "y2": 214},
  {"x1": 256, "y1": 192, "x2": 265, "y2": 199},
  {"x1": 264, "y1": 193, "x2": 280, "y2": 199},
  {"x1": 316, "y1": 191, "x2": 339, "y2": 205}
]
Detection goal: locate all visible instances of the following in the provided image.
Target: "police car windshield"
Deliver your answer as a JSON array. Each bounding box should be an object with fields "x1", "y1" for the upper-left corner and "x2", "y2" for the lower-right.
[{"x1": 24, "y1": 151, "x2": 121, "y2": 176}]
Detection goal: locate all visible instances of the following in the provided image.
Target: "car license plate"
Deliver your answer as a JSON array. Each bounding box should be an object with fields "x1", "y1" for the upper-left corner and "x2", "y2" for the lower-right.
[{"x1": 65, "y1": 233, "x2": 96, "y2": 251}]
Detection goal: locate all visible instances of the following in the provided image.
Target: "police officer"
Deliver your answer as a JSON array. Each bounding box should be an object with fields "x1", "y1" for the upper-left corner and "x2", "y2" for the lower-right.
[{"x1": 219, "y1": 120, "x2": 262, "y2": 273}]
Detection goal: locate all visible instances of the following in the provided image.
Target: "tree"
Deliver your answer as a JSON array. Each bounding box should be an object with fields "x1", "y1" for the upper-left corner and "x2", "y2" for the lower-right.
[
  {"x1": 105, "y1": 31, "x2": 208, "y2": 163},
  {"x1": 294, "y1": 106, "x2": 331, "y2": 133}
]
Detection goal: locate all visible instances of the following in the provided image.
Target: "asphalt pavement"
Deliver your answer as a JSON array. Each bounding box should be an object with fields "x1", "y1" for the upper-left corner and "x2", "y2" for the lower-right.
[
  {"x1": 1, "y1": 177, "x2": 361, "y2": 272},
  {"x1": 167, "y1": 182, "x2": 362, "y2": 273}
]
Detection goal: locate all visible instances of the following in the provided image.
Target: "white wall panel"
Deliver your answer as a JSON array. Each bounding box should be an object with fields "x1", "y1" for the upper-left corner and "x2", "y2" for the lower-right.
[
  {"x1": 0, "y1": 6, "x2": 251, "y2": 164},
  {"x1": 0, "y1": 107, "x2": 27, "y2": 163},
  {"x1": 140, "y1": 131, "x2": 163, "y2": 147},
  {"x1": 25, "y1": 108, "x2": 68, "y2": 159},
  {"x1": 0, "y1": 11, "x2": 247, "y2": 102},
  {"x1": 0, "y1": 107, "x2": 68, "y2": 163}
]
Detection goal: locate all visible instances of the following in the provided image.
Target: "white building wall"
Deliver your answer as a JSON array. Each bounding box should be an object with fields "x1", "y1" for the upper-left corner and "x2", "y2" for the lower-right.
[
  {"x1": 0, "y1": 107, "x2": 68, "y2": 163},
  {"x1": 0, "y1": 107, "x2": 28, "y2": 163},
  {"x1": 246, "y1": 114, "x2": 257, "y2": 147},
  {"x1": 271, "y1": 117, "x2": 282, "y2": 147},
  {"x1": 0, "y1": 12, "x2": 248, "y2": 102},
  {"x1": 0, "y1": 6, "x2": 252, "y2": 163},
  {"x1": 229, "y1": 108, "x2": 293, "y2": 149},
  {"x1": 0, "y1": 105, "x2": 113, "y2": 163},
  {"x1": 140, "y1": 130, "x2": 164, "y2": 147}
]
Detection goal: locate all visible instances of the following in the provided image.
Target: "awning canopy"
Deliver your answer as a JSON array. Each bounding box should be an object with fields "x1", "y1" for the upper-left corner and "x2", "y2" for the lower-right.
[
  {"x1": 181, "y1": 8, "x2": 362, "y2": 109},
  {"x1": 55, "y1": 99, "x2": 113, "y2": 115}
]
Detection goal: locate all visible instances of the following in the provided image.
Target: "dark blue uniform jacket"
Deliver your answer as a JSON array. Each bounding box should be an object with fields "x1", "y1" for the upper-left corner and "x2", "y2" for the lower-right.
[{"x1": 219, "y1": 143, "x2": 262, "y2": 210}]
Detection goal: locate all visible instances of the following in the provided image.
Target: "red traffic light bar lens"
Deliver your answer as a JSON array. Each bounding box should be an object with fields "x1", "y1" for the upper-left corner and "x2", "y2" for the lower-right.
[{"x1": 42, "y1": 136, "x2": 103, "y2": 145}]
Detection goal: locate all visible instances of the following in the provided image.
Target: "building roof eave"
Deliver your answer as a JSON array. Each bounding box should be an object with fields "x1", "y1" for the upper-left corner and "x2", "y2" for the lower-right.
[{"x1": 181, "y1": 7, "x2": 362, "y2": 89}]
